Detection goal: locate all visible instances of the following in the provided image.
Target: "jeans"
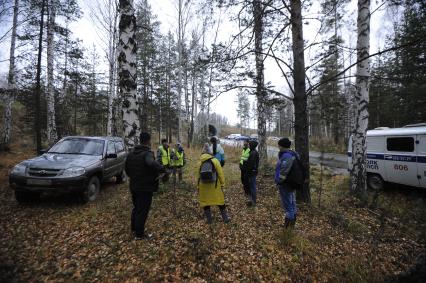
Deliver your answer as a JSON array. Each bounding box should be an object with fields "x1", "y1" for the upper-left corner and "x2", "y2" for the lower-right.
[
  {"x1": 131, "y1": 191, "x2": 153, "y2": 237},
  {"x1": 278, "y1": 185, "x2": 297, "y2": 220},
  {"x1": 248, "y1": 175, "x2": 257, "y2": 204}
]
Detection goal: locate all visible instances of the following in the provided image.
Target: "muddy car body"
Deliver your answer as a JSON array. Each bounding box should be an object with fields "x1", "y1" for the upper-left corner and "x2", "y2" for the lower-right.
[{"x1": 9, "y1": 136, "x2": 127, "y2": 203}]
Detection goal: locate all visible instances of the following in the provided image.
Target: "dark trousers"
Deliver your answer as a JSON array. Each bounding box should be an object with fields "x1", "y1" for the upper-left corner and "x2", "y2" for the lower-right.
[
  {"x1": 248, "y1": 175, "x2": 257, "y2": 204},
  {"x1": 240, "y1": 170, "x2": 250, "y2": 196},
  {"x1": 131, "y1": 190, "x2": 153, "y2": 237}
]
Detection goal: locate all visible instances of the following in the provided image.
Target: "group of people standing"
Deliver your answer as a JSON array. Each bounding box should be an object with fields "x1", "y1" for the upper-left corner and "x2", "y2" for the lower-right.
[{"x1": 125, "y1": 132, "x2": 303, "y2": 240}]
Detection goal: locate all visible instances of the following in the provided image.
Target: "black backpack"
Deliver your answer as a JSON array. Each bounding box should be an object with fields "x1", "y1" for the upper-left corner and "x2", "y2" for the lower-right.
[
  {"x1": 286, "y1": 151, "x2": 306, "y2": 189},
  {"x1": 199, "y1": 158, "x2": 217, "y2": 184}
]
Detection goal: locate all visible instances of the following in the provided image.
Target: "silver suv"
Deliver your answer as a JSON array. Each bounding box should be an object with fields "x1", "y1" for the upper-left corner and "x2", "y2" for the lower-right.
[{"x1": 9, "y1": 136, "x2": 127, "y2": 203}]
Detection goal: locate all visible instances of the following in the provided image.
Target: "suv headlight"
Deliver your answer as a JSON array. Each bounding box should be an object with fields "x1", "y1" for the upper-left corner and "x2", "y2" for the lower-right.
[
  {"x1": 11, "y1": 164, "x2": 27, "y2": 176},
  {"x1": 61, "y1": 167, "x2": 86, "y2": 177}
]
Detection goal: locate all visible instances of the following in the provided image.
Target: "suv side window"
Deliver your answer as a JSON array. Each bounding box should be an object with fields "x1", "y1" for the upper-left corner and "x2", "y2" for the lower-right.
[
  {"x1": 107, "y1": 141, "x2": 116, "y2": 155},
  {"x1": 115, "y1": 141, "x2": 125, "y2": 153},
  {"x1": 386, "y1": 137, "x2": 414, "y2": 152}
]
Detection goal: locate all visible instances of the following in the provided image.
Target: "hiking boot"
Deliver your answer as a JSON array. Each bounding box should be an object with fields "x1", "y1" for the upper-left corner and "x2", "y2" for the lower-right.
[
  {"x1": 220, "y1": 209, "x2": 230, "y2": 223},
  {"x1": 204, "y1": 209, "x2": 213, "y2": 224},
  {"x1": 135, "y1": 233, "x2": 153, "y2": 241}
]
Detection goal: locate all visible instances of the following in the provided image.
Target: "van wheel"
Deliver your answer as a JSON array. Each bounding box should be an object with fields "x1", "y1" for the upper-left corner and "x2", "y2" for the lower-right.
[
  {"x1": 82, "y1": 176, "x2": 100, "y2": 203},
  {"x1": 367, "y1": 174, "x2": 384, "y2": 190},
  {"x1": 115, "y1": 170, "x2": 127, "y2": 184}
]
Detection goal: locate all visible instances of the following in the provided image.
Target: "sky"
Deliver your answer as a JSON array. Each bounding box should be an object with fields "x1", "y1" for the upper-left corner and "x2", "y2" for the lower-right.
[{"x1": 1, "y1": 0, "x2": 397, "y2": 126}]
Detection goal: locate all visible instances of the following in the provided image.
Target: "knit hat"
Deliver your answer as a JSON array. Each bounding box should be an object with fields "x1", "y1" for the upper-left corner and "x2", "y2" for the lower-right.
[
  {"x1": 202, "y1": 143, "x2": 212, "y2": 154},
  {"x1": 278, "y1": 137, "x2": 291, "y2": 148}
]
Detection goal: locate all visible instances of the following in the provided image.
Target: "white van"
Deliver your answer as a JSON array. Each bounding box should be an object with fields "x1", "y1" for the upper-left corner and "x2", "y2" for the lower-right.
[{"x1": 348, "y1": 125, "x2": 426, "y2": 190}]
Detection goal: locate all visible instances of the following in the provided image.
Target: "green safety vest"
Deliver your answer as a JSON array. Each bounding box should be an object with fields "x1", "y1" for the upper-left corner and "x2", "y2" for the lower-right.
[
  {"x1": 240, "y1": 148, "x2": 250, "y2": 165},
  {"x1": 158, "y1": 145, "x2": 170, "y2": 166},
  {"x1": 172, "y1": 150, "x2": 184, "y2": 167}
]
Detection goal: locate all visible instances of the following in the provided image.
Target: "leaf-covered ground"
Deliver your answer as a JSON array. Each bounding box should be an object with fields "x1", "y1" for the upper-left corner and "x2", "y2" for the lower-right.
[{"x1": 0, "y1": 147, "x2": 425, "y2": 282}]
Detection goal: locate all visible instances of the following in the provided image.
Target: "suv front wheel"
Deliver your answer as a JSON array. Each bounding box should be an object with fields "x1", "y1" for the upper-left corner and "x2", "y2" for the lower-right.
[{"x1": 82, "y1": 176, "x2": 100, "y2": 203}]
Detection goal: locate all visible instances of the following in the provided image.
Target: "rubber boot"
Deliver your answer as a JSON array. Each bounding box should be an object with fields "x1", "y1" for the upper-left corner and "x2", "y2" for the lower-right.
[
  {"x1": 220, "y1": 208, "x2": 230, "y2": 223},
  {"x1": 204, "y1": 208, "x2": 213, "y2": 224}
]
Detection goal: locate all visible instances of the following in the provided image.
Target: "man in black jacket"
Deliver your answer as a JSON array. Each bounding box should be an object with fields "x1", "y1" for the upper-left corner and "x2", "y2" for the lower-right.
[
  {"x1": 125, "y1": 132, "x2": 165, "y2": 240},
  {"x1": 245, "y1": 139, "x2": 259, "y2": 206}
]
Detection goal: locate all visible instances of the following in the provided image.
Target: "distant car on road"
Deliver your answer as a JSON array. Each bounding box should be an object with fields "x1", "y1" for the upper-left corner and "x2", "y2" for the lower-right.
[
  {"x1": 9, "y1": 136, "x2": 128, "y2": 203},
  {"x1": 226, "y1": 134, "x2": 241, "y2": 140},
  {"x1": 235, "y1": 135, "x2": 250, "y2": 141}
]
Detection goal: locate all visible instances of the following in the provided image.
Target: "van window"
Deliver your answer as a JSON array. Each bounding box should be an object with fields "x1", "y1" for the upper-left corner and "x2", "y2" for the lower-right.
[{"x1": 386, "y1": 137, "x2": 414, "y2": 152}]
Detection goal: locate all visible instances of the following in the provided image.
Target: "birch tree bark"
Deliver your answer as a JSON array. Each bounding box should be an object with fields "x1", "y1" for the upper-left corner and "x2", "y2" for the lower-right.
[
  {"x1": 46, "y1": 0, "x2": 58, "y2": 145},
  {"x1": 118, "y1": 0, "x2": 139, "y2": 146},
  {"x1": 351, "y1": 0, "x2": 370, "y2": 200},
  {"x1": 290, "y1": 0, "x2": 311, "y2": 204},
  {"x1": 253, "y1": 0, "x2": 268, "y2": 165},
  {"x1": 0, "y1": 0, "x2": 19, "y2": 151}
]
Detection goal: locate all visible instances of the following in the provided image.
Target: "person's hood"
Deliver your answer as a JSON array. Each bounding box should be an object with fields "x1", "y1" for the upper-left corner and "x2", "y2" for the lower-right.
[
  {"x1": 249, "y1": 140, "x2": 258, "y2": 150},
  {"x1": 200, "y1": 153, "x2": 214, "y2": 162}
]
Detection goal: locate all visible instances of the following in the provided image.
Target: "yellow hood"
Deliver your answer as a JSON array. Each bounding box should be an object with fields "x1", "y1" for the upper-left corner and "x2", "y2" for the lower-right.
[{"x1": 200, "y1": 153, "x2": 214, "y2": 162}]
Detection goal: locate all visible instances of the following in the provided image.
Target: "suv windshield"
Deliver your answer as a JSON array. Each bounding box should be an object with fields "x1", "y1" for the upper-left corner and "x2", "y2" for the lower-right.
[{"x1": 49, "y1": 139, "x2": 105, "y2": 155}]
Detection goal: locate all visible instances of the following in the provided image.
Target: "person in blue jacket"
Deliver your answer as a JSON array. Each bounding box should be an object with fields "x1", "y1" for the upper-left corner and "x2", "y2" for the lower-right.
[
  {"x1": 209, "y1": 136, "x2": 225, "y2": 167},
  {"x1": 275, "y1": 137, "x2": 300, "y2": 229}
]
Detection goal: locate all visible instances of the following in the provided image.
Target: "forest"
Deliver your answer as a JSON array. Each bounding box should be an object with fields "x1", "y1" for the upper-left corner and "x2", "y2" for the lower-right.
[{"x1": 0, "y1": 0, "x2": 425, "y2": 281}]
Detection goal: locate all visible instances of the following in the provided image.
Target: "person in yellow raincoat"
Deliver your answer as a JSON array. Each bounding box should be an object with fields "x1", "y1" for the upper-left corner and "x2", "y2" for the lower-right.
[{"x1": 197, "y1": 143, "x2": 230, "y2": 224}]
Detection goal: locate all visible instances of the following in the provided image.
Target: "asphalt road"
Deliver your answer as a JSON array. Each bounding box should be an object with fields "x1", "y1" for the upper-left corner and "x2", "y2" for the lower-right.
[{"x1": 220, "y1": 139, "x2": 349, "y2": 174}]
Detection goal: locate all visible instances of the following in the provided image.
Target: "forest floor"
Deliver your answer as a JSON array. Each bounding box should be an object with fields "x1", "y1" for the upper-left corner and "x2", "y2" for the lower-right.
[{"x1": 0, "y1": 146, "x2": 425, "y2": 282}]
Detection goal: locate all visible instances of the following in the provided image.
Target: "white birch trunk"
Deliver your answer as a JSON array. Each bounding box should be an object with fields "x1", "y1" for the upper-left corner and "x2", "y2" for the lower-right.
[
  {"x1": 1, "y1": 0, "x2": 19, "y2": 151},
  {"x1": 351, "y1": 0, "x2": 370, "y2": 197},
  {"x1": 46, "y1": 0, "x2": 58, "y2": 145},
  {"x1": 118, "y1": 0, "x2": 140, "y2": 146}
]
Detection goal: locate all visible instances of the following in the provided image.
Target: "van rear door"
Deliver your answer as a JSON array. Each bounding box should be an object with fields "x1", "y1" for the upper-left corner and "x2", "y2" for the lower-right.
[
  {"x1": 417, "y1": 135, "x2": 426, "y2": 188},
  {"x1": 384, "y1": 136, "x2": 419, "y2": 187}
]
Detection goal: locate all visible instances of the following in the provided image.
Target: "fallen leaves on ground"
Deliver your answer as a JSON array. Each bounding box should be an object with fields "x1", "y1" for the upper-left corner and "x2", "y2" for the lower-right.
[{"x1": 0, "y1": 149, "x2": 425, "y2": 282}]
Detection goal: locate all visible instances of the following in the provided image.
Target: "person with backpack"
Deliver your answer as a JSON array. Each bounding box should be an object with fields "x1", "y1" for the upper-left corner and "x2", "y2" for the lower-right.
[
  {"x1": 125, "y1": 132, "x2": 165, "y2": 240},
  {"x1": 209, "y1": 136, "x2": 225, "y2": 167},
  {"x1": 245, "y1": 139, "x2": 259, "y2": 206},
  {"x1": 197, "y1": 143, "x2": 229, "y2": 224},
  {"x1": 274, "y1": 137, "x2": 305, "y2": 229}
]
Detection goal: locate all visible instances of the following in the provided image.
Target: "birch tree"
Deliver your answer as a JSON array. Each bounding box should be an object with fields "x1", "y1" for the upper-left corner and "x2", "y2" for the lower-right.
[
  {"x1": 118, "y1": 0, "x2": 140, "y2": 146},
  {"x1": 46, "y1": 0, "x2": 58, "y2": 145},
  {"x1": 351, "y1": 0, "x2": 370, "y2": 200},
  {"x1": 0, "y1": 0, "x2": 19, "y2": 151}
]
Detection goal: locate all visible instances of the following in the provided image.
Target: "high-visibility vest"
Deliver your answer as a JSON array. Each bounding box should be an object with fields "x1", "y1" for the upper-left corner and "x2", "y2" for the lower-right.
[
  {"x1": 171, "y1": 150, "x2": 184, "y2": 167},
  {"x1": 240, "y1": 148, "x2": 250, "y2": 165},
  {"x1": 158, "y1": 145, "x2": 170, "y2": 166}
]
